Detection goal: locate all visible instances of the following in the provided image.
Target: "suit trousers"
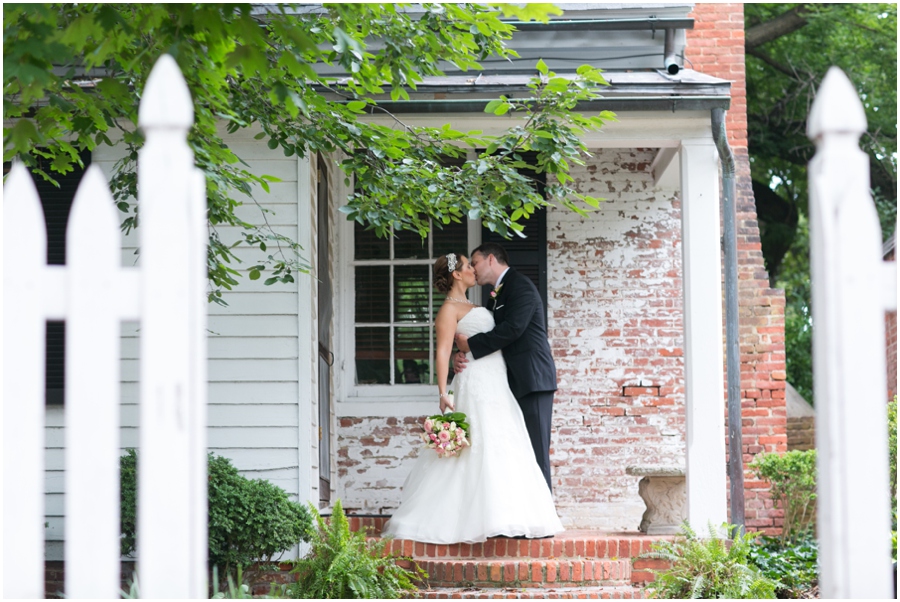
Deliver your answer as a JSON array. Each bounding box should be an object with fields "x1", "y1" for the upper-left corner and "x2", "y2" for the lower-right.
[{"x1": 516, "y1": 391, "x2": 555, "y2": 492}]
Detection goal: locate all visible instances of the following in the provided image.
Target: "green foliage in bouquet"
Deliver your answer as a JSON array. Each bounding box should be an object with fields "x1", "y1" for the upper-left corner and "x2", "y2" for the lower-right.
[
  {"x1": 641, "y1": 522, "x2": 778, "y2": 599},
  {"x1": 426, "y1": 412, "x2": 469, "y2": 432},
  {"x1": 287, "y1": 500, "x2": 425, "y2": 599},
  {"x1": 748, "y1": 533, "x2": 818, "y2": 598},
  {"x1": 749, "y1": 450, "x2": 817, "y2": 544}
]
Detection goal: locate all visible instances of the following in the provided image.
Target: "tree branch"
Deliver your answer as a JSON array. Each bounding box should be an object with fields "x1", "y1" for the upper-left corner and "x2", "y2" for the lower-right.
[
  {"x1": 745, "y1": 4, "x2": 811, "y2": 51},
  {"x1": 747, "y1": 48, "x2": 799, "y2": 79}
]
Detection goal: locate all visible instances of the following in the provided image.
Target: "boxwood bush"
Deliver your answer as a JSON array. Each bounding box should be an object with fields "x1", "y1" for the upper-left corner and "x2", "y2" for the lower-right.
[{"x1": 119, "y1": 450, "x2": 312, "y2": 574}]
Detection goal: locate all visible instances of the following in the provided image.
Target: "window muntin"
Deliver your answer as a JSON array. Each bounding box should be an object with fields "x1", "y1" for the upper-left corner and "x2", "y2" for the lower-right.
[{"x1": 351, "y1": 219, "x2": 468, "y2": 387}]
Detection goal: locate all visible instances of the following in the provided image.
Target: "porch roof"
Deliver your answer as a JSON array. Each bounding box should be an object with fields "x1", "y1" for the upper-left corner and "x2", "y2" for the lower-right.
[{"x1": 322, "y1": 69, "x2": 732, "y2": 113}]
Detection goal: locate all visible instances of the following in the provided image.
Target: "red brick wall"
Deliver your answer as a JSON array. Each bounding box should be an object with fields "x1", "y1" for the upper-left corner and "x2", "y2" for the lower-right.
[{"x1": 687, "y1": 3, "x2": 789, "y2": 535}]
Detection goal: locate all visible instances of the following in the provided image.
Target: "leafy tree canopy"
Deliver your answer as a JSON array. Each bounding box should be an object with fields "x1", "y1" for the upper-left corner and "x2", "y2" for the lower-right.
[
  {"x1": 4, "y1": 3, "x2": 613, "y2": 303},
  {"x1": 746, "y1": 3, "x2": 897, "y2": 281},
  {"x1": 745, "y1": 4, "x2": 897, "y2": 403}
]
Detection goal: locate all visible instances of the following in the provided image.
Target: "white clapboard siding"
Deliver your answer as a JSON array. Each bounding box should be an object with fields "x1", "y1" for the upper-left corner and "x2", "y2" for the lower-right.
[{"x1": 119, "y1": 381, "x2": 301, "y2": 405}]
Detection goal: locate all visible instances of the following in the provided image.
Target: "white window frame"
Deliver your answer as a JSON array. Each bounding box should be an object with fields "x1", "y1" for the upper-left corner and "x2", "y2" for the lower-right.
[{"x1": 333, "y1": 162, "x2": 481, "y2": 411}]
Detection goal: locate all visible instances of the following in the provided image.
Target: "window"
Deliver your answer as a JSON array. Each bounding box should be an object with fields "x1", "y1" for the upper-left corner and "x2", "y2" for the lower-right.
[
  {"x1": 337, "y1": 152, "x2": 548, "y2": 403},
  {"x1": 351, "y1": 219, "x2": 470, "y2": 389}
]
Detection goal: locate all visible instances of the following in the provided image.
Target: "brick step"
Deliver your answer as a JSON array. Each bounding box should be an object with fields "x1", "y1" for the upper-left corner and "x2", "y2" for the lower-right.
[
  {"x1": 414, "y1": 557, "x2": 634, "y2": 588},
  {"x1": 415, "y1": 585, "x2": 647, "y2": 599},
  {"x1": 375, "y1": 531, "x2": 673, "y2": 561}
]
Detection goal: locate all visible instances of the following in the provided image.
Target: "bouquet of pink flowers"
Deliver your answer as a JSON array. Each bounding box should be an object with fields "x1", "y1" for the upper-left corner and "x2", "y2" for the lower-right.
[{"x1": 421, "y1": 411, "x2": 470, "y2": 457}]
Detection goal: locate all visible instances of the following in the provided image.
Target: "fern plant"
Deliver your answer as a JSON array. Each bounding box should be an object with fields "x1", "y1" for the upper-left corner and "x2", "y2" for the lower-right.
[
  {"x1": 641, "y1": 522, "x2": 778, "y2": 599},
  {"x1": 287, "y1": 500, "x2": 425, "y2": 599}
]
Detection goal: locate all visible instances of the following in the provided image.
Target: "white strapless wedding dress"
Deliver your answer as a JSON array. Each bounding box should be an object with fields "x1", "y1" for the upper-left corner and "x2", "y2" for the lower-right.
[{"x1": 381, "y1": 307, "x2": 564, "y2": 543}]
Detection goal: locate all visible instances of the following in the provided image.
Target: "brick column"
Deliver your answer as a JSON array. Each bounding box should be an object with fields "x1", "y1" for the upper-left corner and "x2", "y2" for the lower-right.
[{"x1": 686, "y1": 3, "x2": 789, "y2": 535}]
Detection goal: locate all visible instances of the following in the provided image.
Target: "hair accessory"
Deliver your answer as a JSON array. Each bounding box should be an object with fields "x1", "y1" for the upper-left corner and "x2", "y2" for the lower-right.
[{"x1": 446, "y1": 253, "x2": 457, "y2": 272}]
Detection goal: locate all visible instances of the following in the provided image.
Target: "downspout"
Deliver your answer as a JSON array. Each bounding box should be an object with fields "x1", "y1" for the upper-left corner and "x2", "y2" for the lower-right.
[{"x1": 711, "y1": 108, "x2": 745, "y2": 535}]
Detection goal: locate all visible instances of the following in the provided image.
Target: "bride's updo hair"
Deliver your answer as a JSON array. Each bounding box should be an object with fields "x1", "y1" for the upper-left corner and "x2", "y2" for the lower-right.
[{"x1": 433, "y1": 252, "x2": 466, "y2": 294}]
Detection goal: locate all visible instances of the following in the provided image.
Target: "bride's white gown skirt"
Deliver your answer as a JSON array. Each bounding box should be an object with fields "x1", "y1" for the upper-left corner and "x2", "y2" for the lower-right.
[{"x1": 382, "y1": 307, "x2": 564, "y2": 544}]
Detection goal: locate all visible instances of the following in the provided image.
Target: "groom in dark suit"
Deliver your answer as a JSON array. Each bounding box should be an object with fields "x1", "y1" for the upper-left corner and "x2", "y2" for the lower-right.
[{"x1": 454, "y1": 242, "x2": 557, "y2": 491}]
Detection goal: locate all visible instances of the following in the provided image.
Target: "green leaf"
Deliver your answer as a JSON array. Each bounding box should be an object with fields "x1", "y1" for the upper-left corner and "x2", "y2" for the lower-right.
[
  {"x1": 249, "y1": 269, "x2": 261, "y2": 280},
  {"x1": 346, "y1": 100, "x2": 367, "y2": 113},
  {"x1": 484, "y1": 99, "x2": 503, "y2": 114},
  {"x1": 536, "y1": 58, "x2": 548, "y2": 75}
]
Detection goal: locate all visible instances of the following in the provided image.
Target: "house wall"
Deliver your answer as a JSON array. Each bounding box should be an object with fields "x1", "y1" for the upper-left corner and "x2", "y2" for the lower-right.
[
  {"x1": 334, "y1": 147, "x2": 685, "y2": 530},
  {"x1": 547, "y1": 148, "x2": 684, "y2": 529},
  {"x1": 687, "y1": 3, "x2": 789, "y2": 534},
  {"x1": 43, "y1": 134, "x2": 312, "y2": 561}
]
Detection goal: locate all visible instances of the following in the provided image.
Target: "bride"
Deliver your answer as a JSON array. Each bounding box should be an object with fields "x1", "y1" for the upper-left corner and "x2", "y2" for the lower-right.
[{"x1": 381, "y1": 252, "x2": 563, "y2": 543}]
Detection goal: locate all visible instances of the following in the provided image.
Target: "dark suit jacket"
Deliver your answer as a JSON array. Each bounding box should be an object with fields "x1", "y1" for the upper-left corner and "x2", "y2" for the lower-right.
[{"x1": 467, "y1": 267, "x2": 558, "y2": 399}]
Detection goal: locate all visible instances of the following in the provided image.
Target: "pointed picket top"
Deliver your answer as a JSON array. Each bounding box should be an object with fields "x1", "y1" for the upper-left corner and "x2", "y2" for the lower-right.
[
  {"x1": 808, "y1": 67, "x2": 867, "y2": 142},
  {"x1": 3, "y1": 162, "x2": 47, "y2": 256},
  {"x1": 138, "y1": 54, "x2": 194, "y2": 130},
  {"x1": 67, "y1": 165, "x2": 119, "y2": 267}
]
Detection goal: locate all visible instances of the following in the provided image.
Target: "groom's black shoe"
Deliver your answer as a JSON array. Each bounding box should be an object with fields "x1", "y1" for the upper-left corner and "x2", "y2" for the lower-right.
[{"x1": 508, "y1": 534, "x2": 554, "y2": 540}]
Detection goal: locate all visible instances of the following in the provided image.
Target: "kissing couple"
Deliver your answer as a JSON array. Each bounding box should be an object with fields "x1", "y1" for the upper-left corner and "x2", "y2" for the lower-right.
[{"x1": 382, "y1": 242, "x2": 563, "y2": 543}]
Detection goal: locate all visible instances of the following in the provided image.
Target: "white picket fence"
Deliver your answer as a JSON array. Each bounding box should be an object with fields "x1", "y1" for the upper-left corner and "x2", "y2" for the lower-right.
[
  {"x1": 809, "y1": 67, "x2": 896, "y2": 598},
  {"x1": 3, "y1": 55, "x2": 208, "y2": 598}
]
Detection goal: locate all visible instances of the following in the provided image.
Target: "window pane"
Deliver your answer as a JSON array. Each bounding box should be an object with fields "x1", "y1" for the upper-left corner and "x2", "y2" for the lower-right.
[
  {"x1": 395, "y1": 327, "x2": 430, "y2": 385},
  {"x1": 432, "y1": 219, "x2": 468, "y2": 258},
  {"x1": 355, "y1": 266, "x2": 389, "y2": 323},
  {"x1": 395, "y1": 229, "x2": 428, "y2": 259},
  {"x1": 394, "y1": 266, "x2": 430, "y2": 323},
  {"x1": 356, "y1": 327, "x2": 390, "y2": 384},
  {"x1": 354, "y1": 221, "x2": 389, "y2": 260}
]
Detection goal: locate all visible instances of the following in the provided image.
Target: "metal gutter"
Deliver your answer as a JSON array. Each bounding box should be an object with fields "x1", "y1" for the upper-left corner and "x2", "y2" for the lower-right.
[
  {"x1": 712, "y1": 108, "x2": 744, "y2": 535},
  {"x1": 355, "y1": 96, "x2": 730, "y2": 114},
  {"x1": 501, "y1": 18, "x2": 694, "y2": 31}
]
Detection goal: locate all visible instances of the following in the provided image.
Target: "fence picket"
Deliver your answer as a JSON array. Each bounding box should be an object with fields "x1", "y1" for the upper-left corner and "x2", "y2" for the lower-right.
[
  {"x1": 4, "y1": 54, "x2": 207, "y2": 599},
  {"x1": 2, "y1": 164, "x2": 49, "y2": 599},
  {"x1": 137, "y1": 54, "x2": 208, "y2": 598},
  {"x1": 809, "y1": 66, "x2": 894, "y2": 598},
  {"x1": 64, "y1": 166, "x2": 123, "y2": 598}
]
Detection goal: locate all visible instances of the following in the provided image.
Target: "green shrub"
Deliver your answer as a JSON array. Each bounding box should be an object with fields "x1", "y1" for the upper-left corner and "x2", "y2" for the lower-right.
[
  {"x1": 119, "y1": 449, "x2": 138, "y2": 558},
  {"x1": 287, "y1": 500, "x2": 425, "y2": 599},
  {"x1": 641, "y1": 522, "x2": 778, "y2": 599},
  {"x1": 748, "y1": 533, "x2": 818, "y2": 598},
  {"x1": 749, "y1": 450, "x2": 817, "y2": 544},
  {"x1": 119, "y1": 450, "x2": 312, "y2": 575},
  {"x1": 889, "y1": 396, "x2": 897, "y2": 529}
]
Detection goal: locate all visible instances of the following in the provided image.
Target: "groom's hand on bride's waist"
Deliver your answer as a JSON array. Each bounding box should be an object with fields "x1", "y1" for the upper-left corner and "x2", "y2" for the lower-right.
[
  {"x1": 454, "y1": 334, "x2": 470, "y2": 354},
  {"x1": 452, "y1": 350, "x2": 469, "y2": 374}
]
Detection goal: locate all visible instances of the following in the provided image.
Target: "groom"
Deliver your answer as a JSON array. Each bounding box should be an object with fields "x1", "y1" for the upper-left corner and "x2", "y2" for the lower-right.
[{"x1": 454, "y1": 242, "x2": 557, "y2": 492}]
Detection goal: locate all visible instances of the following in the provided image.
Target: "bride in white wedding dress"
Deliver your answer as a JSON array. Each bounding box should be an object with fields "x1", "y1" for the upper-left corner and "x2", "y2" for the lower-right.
[{"x1": 381, "y1": 253, "x2": 563, "y2": 544}]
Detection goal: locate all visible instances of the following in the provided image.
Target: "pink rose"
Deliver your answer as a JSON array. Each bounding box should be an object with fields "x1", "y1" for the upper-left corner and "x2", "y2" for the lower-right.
[
  {"x1": 424, "y1": 419, "x2": 433, "y2": 432},
  {"x1": 439, "y1": 430, "x2": 451, "y2": 442}
]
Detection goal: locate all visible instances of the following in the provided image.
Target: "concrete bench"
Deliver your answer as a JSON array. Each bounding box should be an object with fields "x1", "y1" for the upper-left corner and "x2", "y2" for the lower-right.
[{"x1": 626, "y1": 465, "x2": 686, "y2": 535}]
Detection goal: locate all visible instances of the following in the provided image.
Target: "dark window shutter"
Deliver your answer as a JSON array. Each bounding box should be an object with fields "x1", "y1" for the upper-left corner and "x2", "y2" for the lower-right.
[
  {"x1": 7, "y1": 151, "x2": 92, "y2": 405},
  {"x1": 481, "y1": 160, "x2": 548, "y2": 314}
]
